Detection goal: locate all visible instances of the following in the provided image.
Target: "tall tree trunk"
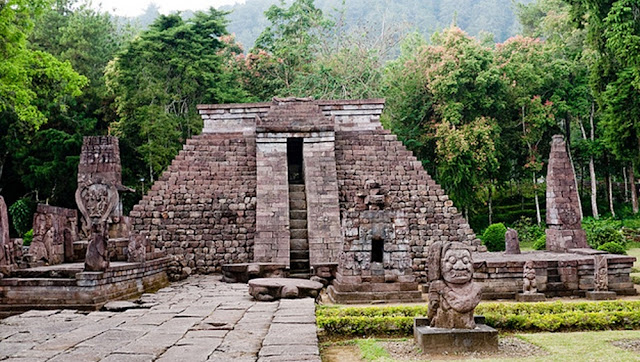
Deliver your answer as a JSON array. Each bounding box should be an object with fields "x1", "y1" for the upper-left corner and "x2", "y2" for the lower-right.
[
  {"x1": 567, "y1": 141, "x2": 584, "y2": 220},
  {"x1": 607, "y1": 170, "x2": 616, "y2": 218},
  {"x1": 624, "y1": 166, "x2": 629, "y2": 202},
  {"x1": 488, "y1": 183, "x2": 493, "y2": 225},
  {"x1": 630, "y1": 165, "x2": 639, "y2": 214},
  {"x1": 533, "y1": 172, "x2": 541, "y2": 226},
  {"x1": 580, "y1": 104, "x2": 599, "y2": 219}
]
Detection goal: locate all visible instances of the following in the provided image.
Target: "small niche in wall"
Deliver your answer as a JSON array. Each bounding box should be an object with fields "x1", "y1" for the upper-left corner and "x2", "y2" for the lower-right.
[{"x1": 371, "y1": 236, "x2": 384, "y2": 263}]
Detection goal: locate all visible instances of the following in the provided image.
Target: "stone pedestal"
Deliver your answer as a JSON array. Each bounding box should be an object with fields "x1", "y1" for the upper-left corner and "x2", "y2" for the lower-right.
[
  {"x1": 586, "y1": 291, "x2": 617, "y2": 300},
  {"x1": 516, "y1": 293, "x2": 546, "y2": 302},
  {"x1": 414, "y1": 317, "x2": 498, "y2": 354}
]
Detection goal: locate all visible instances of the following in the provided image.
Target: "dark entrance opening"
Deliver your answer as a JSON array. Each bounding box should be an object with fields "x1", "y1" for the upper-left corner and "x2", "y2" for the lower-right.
[
  {"x1": 371, "y1": 236, "x2": 384, "y2": 263},
  {"x1": 287, "y1": 138, "x2": 304, "y2": 184}
]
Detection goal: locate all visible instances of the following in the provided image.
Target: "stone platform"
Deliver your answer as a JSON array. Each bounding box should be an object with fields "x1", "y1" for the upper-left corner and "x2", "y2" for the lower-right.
[
  {"x1": 326, "y1": 280, "x2": 423, "y2": 304},
  {"x1": 413, "y1": 317, "x2": 498, "y2": 354},
  {"x1": 473, "y1": 250, "x2": 636, "y2": 299},
  {"x1": 248, "y1": 278, "x2": 323, "y2": 301},
  {"x1": 0, "y1": 257, "x2": 170, "y2": 318},
  {"x1": 0, "y1": 275, "x2": 320, "y2": 361}
]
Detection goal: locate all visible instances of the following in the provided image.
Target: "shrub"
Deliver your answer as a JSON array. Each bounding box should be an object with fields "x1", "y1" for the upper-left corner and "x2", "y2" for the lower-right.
[
  {"x1": 8, "y1": 198, "x2": 33, "y2": 237},
  {"x1": 512, "y1": 216, "x2": 545, "y2": 249},
  {"x1": 482, "y1": 223, "x2": 507, "y2": 252},
  {"x1": 597, "y1": 241, "x2": 626, "y2": 254},
  {"x1": 588, "y1": 226, "x2": 625, "y2": 249},
  {"x1": 533, "y1": 234, "x2": 546, "y2": 250},
  {"x1": 316, "y1": 301, "x2": 640, "y2": 336},
  {"x1": 22, "y1": 229, "x2": 33, "y2": 246}
]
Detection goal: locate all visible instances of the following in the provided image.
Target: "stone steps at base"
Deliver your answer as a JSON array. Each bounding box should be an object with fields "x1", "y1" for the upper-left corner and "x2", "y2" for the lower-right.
[
  {"x1": 290, "y1": 219, "x2": 307, "y2": 229},
  {"x1": 290, "y1": 239, "x2": 309, "y2": 250},
  {"x1": 289, "y1": 184, "x2": 305, "y2": 193},
  {"x1": 291, "y1": 259, "x2": 310, "y2": 270},
  {"x1": 289, "y1": 272, "x2": 310, "y2": 279},
  {"x1": 290, "y1": 210, "x2": 307, "y2": 220},
  {"x1": 290, "y1": 229, "x2": 308, "y2": 239},
  {"x1": 290, "y1": 250, "x2": 309, "y2": 260}
]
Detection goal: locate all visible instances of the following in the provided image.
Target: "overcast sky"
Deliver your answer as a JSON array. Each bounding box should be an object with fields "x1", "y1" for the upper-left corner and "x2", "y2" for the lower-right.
[{"x1": 96, "y1": 0, "x2": 246, "y2": 17}]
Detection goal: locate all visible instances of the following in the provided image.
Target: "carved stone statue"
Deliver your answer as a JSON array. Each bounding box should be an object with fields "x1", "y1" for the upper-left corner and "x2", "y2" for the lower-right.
[
  {"x1": 76, "y1": 179, "x2": 118, "y2": 271},
  {"x1": 427, "y1": 241, "x2": 481, "y2": 329},
  {"x1": 594, "y1": 255, "x2": 608, "y2": 292},
  {"x1": 29, "y1": 213, "x2": 54, "y2": 263},
  {"x1": 522, "y1": 260, "x2": 537, "y2": 294},
  {"x1": 127, "y1": 233, "x2": 146, "y2": 263},
  {"x1": 505, "y1": 228, "x2": 521, "y2": 254}
]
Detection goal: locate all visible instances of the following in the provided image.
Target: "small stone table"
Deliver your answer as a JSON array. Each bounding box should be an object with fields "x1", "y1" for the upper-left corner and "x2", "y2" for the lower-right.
[{"x1": 248, "y1": 278, "x2": 323, "y2": 301}]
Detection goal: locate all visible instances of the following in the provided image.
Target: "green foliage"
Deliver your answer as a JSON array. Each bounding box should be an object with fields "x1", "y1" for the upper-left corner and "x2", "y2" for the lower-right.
[
  {"x1": 598, "y1": 242, "x2": 626, "y2": 255},
  {"x1": 533, "y1": 234, "x2": 547, "y2": 250},
  {"x1": 385, "y1": 27, "x2": 504, "y2": 211},
  {"x1": 317, "y1": 301, "x2": 640, "y2": 336},
  {"x1": 482, "y1": 223, "x2": 507, "y2": 251},
  {"x1": 7, "y1": 199, "x2": 33, "y2": 237},
  {"x1": 512, "y1": 216, "x2": 545, "y2": 245},
  {"x1": 251, "y1": 0, "x2": 330, "y2": 96},
  {"x1": 106, "y1": 9, "x2": 250, "y2": 193},
  {"x1": 22, "y1": 229, "x2": 33, "y2": 246},
  {"x1": 583, "y1": 217, "x2": 626, "y2": 248},
  {"x1": 355, "y1": 338, "x2": 391, "y2": 361}
]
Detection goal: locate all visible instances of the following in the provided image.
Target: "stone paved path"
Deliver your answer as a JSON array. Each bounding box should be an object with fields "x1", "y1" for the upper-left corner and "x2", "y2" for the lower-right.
[{"x1": 0, "y1": 275, "x2": 321, "y2": 361}]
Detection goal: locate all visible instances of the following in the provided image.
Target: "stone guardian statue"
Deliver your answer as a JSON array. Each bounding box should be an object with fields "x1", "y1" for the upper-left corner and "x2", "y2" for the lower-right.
[{"x1": 427, "y1": 241, "x2": 482, "y2": 329}]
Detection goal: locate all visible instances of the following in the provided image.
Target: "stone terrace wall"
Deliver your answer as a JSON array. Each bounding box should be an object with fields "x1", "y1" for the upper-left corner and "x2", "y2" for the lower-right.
[
  {"x1": 130, "y1": 133, "x2": 256, "y2": 275},
  {"x1": 335, "y1": 128, "x2": 482, "y2": 284}
]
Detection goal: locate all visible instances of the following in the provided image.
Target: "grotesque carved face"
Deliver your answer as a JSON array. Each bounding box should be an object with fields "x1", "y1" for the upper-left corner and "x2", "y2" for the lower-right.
[{"x1": 441, "y1": 248, "x2": 473, "y2": 284}]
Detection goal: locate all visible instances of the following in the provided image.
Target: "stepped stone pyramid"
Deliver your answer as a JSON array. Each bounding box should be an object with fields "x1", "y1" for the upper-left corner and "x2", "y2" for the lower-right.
[{"x1": 130, "y1": 97, "x2": 482, "y2": 302}]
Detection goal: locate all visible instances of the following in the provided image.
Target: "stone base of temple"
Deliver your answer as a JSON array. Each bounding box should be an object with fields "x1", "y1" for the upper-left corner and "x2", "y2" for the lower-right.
[
  {"x1": 474, "y1": 251, "x2": 636, "y2": 299},
  {"x1": 413, "y1": 317, "x2": 498, "y2": 354},
  {"x1": 221, "y1": 263, "x2": 288, "y2": 283},
  {"x1": 586, "y1": 290, "x2": 617, "y2": 300},
  {"x1": 515, "y1": 292, "x2": 546, "y2": 302},
  {"x1": 326, "y1": 280, "x2": 423, "y2": 304},
  {"x1": 0, "y1": 255, "x2": 170, "y2": 318}
]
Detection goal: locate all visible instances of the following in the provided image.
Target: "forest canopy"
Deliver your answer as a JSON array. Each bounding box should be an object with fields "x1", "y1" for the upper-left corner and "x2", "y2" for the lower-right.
[{"x1": 1, "y1": 0, "x2": 639, "y2": 237}]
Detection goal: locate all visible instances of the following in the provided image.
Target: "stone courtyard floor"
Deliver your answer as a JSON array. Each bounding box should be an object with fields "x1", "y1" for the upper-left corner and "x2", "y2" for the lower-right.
[{"x1": 0, "y1": 275, "x2": 320, "y2": 362}]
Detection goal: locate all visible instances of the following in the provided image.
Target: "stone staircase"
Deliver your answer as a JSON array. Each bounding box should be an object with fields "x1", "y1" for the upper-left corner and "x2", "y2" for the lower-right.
[{"x1": 289, "y1": 184, "x2": 310, "y2": 278}]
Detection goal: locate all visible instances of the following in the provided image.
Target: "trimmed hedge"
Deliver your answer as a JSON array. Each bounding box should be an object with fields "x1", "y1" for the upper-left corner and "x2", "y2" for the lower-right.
[{"x1": 317, "y1": 301, "x2": 640, "y2": 336}]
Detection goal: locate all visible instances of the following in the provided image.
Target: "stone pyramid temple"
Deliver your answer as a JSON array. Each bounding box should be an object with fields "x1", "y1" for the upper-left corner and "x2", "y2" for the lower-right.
[{"x1": 130, "y1": 97, "x2": 482, "y2": 302}]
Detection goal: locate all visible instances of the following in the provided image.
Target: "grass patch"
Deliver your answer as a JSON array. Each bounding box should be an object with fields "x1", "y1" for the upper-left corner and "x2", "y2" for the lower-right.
[
  {"x1": 321, "y1": 331, "x2": 640, "y2": 361},
  {"x1": 520, "y1": 239, "x2": 535, "y2": 251},
  {"x1": 626, "y1": 247, "x2": 640, "y2": 270},
  {"x1": 356, "y1": 338, "x2": 391, "y2": 361}
]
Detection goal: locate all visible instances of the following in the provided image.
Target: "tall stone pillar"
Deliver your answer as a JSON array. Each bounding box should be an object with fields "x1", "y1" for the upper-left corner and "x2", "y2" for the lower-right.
[{"x1": 545, "y1": 135, "x2": 588, "y2": 251}]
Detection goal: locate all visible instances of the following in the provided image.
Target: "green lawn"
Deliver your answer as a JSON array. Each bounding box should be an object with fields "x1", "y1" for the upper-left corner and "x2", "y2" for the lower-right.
[{"x1": 330, "y1": 330, "x2": 640, "y2": 361}]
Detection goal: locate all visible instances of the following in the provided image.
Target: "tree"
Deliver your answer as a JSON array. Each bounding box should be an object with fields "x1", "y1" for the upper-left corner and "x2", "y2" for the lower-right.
[
  {"x1": 106, "y1": 9, "x2": 250, "y2": 200},
  {"x1": 384, "y1": 27, "x2": 505, "y2": 220},
  {"x1": 568, "y1": 0, "x2": 640, "y2": 214},
  {"x1": 0, "y1": 0, "x2": 87, "y2": 207},
  {"x1": 249, "y1": 0, "x2": 330, "y2": 96}
]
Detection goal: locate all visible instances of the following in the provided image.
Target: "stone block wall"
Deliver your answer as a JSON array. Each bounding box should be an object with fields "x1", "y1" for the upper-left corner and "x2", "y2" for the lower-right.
[
  {"x1": 28, "y1": 204, "x2": 78, "y2": 265},
  {"x1": 130, "y1": 133, "x2": 256, "y2": 274},
  {"x1": 303, "y1": 136, "x2": 342, "y2": 265},
  {"x1": 474, "y1": 252, "x2": 636, "y2": 299},
  {"x1": 254, "y1": 139, "x2": 289, "y2": 263},
  {"x1": 335, "y1": 129, "x2": 481, "y2": 284}
]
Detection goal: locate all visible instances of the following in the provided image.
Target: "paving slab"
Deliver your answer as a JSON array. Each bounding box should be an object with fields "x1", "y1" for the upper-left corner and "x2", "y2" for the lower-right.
[{"x1": 0, "y1": 275, "x2": 320, "y2": 361}]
